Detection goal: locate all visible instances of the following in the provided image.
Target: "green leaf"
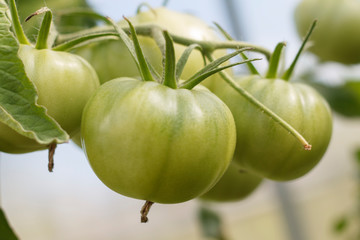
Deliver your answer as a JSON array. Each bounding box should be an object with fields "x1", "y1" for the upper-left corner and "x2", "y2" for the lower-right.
[
  {"x1": 0, "y1": 208, "x2": 18, "y2": 240},
  {"x1": 198, "y1": 206, "x2": 225, "y2": 240},
  {"x1": 0, "y1": 0, "x2": 68, "y2": 145},
  {"x1": 333, "y1": 216, "x2": 349, "y2": 234},
  {"x1": 355, "y1": 148, "x2": 360, "y2": 167}
]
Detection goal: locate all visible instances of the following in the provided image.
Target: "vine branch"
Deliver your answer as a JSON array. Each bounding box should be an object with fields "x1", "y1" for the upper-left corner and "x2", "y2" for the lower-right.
[{"x1": 54, "y1": 25, "x2": 271, "y2": 59}]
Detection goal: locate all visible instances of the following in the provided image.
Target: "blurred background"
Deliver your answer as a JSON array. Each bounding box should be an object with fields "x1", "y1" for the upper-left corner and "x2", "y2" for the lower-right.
[{"x1": 1, "y1": 0, "x2": 360, "y2": 239}]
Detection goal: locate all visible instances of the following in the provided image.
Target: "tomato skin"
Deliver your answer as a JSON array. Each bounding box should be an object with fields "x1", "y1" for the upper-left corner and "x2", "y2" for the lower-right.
[
  {"x1": 81, "y1": 78, "x2": 236, "y2": 204},
  {"x1": 75, "y1": 7, "x2": 227, "y2": 88},
  {"x1": 0, "y1": 44, "x2": 100, "y2": 153},
  {"x1": 199, "y1": 161, "x2": 262, "y2": 202},
  {"x1": 295, "y1": 0, "x2": 360, "y2": 64},
  {"x1": 212, "y1": 75, "x2": 332, "y2": 181}
]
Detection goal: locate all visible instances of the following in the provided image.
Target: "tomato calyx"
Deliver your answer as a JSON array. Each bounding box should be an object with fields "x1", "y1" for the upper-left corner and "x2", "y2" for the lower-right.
[
  {"x1": 25, "y1": 7, "x2": 53, "y2": 50},
  {"x1": 108, "y1": 16, "x2": 260, "y2": 90}
]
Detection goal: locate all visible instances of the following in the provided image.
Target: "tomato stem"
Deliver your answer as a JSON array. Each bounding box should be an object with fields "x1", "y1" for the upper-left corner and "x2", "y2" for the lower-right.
[
  {"x1": 55, "y1": 24, "x2": 272, "y2": 60},
  {"x1": 7, "y1": 0, "x2": 30, "y2": 45},
  {"x1": 140, "y1": 201, "x2": 154, "y2": 223},
  {"x1": 266, "y1": 42, "x2": 286, "y2": 79},
  {"x1": 213, "y1": 22, "x2": 260, "y2": 75},
  {"x1": 52, "y1": 9, "x2": 272, "y2": 59},
  {"x1": 136, "y1": 3, "x2": 156, "y2": 15},
  {"x1": 282, "y1": 20, "x2": 317, "y2": 81},
  {"x1": 32, "y1": 8, "x2": 53, "y2": 50},
  {"x1": 206, "y1": 53, "x2": 312, "y2": 150},
  {"x1": 52, "y1": 32, "x2": 118, "y2": 51}
]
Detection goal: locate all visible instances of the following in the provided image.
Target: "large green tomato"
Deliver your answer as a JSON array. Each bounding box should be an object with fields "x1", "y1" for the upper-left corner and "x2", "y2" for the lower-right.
[
  {"x1": 0, "y1": 44, "x2": 100, "y2": 153},
  {"x1": 81, "y1": 78, "x2": 236, "y2": 204},
  {"x1": 199, "y1": 161, "x2": 263, "y2": 202},
  {"x1": 212, "y1": 75, "x2": 332, "y2": 181},
  {"x1": 75, "y1": 7, "x2": 227, "y2": 88},
  {"x1": 295, "y1": 0, "x2": 360, "y2": 64}
]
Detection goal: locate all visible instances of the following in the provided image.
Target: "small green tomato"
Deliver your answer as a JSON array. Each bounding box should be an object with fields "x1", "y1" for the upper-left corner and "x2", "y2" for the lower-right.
[{"x1": 0, "y1": 44, "x2": 100, "y2": 153}]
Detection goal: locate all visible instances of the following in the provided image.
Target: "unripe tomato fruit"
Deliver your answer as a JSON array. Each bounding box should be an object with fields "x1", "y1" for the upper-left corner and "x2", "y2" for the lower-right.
[
  {"x1": 81, "y1": 77, "x2": 236, "y2": 204},
  {"x1": 295, "y1": 0, "x2": 360, "y2": 64},
  {"x1": 212, "y1": 75, "x2": 332, "y2": 181},
  {"x1": 199, "y1": 161, "x2": 262, "y2": 202},
  {"x1": 75, "y1": 7, "x2": 227, "y2": 88},
  {"x1": 0, "y1": 44, "x2": 100, "y2": 153}
]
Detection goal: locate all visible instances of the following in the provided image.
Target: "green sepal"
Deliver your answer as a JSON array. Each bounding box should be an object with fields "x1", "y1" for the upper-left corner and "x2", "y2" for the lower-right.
[
  {"x1": 0, "y1": 0, "x2": 69, "y2": 145},
  {"x1": 266, "y1": 42, "x2": 286, "y2": 79},
  {"x1": 282, "y1": 20, "x2": 317, "y2": 81},
  {"x1": 181, "y1": 48, "x2": 254, "y2": 89},
  {"x1": 162, "y1": 31, "x2": 177, "y2": 89},
  {"x1": 175, "y1": 44, "x2": 203, "y2": 83},
  {"x1": 27, "y1": 7, "x2": 53, "y2": 50},
  {"x1": 106, "y1": 18, "x2": 139, "y2": 67},
  {"x1": 123, "y1": 17, "x2": 155, "y2": 82},
  {"x1": 180, "y1": 58, "x2": 260, "y2": 90}
]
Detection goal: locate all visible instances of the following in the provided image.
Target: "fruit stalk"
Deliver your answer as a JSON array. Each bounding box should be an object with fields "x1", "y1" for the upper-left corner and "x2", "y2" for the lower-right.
[{"x1": 140, "y1": 201, "x2": 154, "y2": 223}]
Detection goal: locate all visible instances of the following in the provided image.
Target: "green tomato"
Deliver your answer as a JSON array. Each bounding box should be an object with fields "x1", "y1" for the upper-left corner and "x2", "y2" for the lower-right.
[
  {"x1": 212, "y1": 75, "x2": 332, "y2": 181},
  {"x1": 295, "y1": 0, "x2": 360, "y2": 64},
  {"x1": 75, "y1": 7, "x2": 227, "y2": 88},
  {"x1": 81, "y1": 77, "x2": 236, "y2": 204},
  {"x1": 199, "y1": 161, "x2": 263, "y2": 202},
  {"x1": 0, "y1": 44, "x2": 100, "y2": 153}
]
